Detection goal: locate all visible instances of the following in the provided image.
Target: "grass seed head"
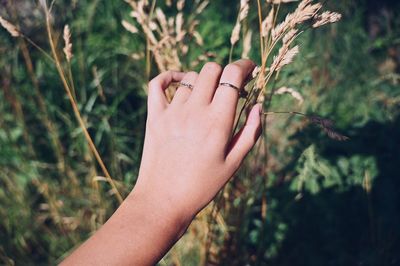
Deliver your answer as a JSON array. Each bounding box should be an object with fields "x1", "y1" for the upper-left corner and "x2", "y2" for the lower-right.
[
  {"x1": 63, "y1": 25, "x2": 73, "y2": 62},
  {"x1": 0, "y1": 16, "x2": 20, "y2": 37},
  {"x1": 313, "y1": 11, "x2": 342, "y2": 28},
  {"x1": 177, "y1": 0, "x2": 185, "y2": 11},
  {"x1": 122, "y1": 20, "x2": 139, "y2": 34},
  {"x1": 275, "y1": 87, "x2": 304, "y2": 104},
  {"x1": 271, "y1": 45, "x2": 299, "y2": 71},
  {"x1": 262, "y1": 8, "x2": 274, "y2": 37},
  {"x1": 230, "y1": 23, "x2": 241, "y2": 45},
  {"x1": 239, "y1": 0, "x2": 250, "y2": 21}
]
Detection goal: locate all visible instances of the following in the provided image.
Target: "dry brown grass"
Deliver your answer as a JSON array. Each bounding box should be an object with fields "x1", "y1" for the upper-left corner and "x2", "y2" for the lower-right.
[{"x1": 0, "y1": 0, "x2": 346, "y2": 264}]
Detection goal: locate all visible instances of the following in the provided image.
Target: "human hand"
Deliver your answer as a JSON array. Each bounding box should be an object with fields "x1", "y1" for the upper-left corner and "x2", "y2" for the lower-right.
[
  {"x1": 131, "y1": 59, "x2": 262, "y2": 227},
  {"x1": 62, "y1": 59, "x2": 262, "y2": 266}
]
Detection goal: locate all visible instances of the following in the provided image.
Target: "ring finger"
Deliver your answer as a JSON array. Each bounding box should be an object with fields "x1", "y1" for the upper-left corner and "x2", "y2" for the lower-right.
[
  {"x1": 212, "y1": 59, "x2": 256, "y2": 136},
  {"x1": 171, "y1": 71, "x2": 198, "y2": 105}
]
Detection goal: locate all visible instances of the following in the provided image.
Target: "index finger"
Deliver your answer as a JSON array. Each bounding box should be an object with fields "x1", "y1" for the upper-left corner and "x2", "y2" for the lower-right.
[{"x1": 147, "y1": 71, "x2": 185, "y2": 116}]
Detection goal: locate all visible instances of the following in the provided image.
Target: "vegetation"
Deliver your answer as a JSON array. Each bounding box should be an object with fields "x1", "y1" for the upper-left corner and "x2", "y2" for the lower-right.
[{"x1": 0, "y1": 0, "x2": 399, "y2": 265}]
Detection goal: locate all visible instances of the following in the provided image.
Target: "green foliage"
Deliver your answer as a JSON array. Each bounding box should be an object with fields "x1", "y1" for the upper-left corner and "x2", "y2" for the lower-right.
[{"x1": 0, "y1": 0, "x2": 399, "y2": 265}]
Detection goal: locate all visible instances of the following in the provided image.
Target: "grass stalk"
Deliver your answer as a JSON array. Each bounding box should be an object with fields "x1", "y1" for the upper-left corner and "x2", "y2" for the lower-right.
[
  {"x1": 43, "y1": 5, "x2": 123, "y2": 203},
  {"x1": 19, "y1": 38, "x2": 80, "y2": 187}
]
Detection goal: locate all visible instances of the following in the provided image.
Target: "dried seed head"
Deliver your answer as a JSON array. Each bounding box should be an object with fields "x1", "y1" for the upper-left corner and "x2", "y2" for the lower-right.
[
  {"x1": 279, "y1": 45, "x2": 299, "y2": 68},
  {"x1": 272, "y1": 0, "x2": 321, "y2": 41},
  {"x1": 282, "y1": 29, "x2": 298, "y2": 44},
  {"x1": 131, "y1": 52, "x2": 144, "y2": 60},
  {"x1": 177, "y1": 0, "x2": 185, "y2": 11},
  {"x1": 252, "y1": 66, "x2": 261, "y2": 78},
  {"x1": 291, "y1": 0, "x2": 322, "y2": 27},
  {"x1": 193, "y1": 31, "x2": 204, "y2": 46},
  {"x1": 156, "y1": 8, "x2": 169, "y2": 34},
  {"x1": 195, "y1": 1, "x2": 209, "y2": 14},
  {"x1": 309, "y1": 115, "x2": 349, "y2": 141},
  {"x1": 274, "y1": 86, "x2": 304, "y2": 104},
  {"x1": 261, "y1": 8, "x2": 274, "y2": 37},
  {"x1": 149, "y1": 21, "x2": 158, "y2": 31},
  {"x1": 239, "y1": 0, "x2": 249, "y2": 21},
  {"x1": 313, "y1": 11, "x2": 342, "y2": 28},
  {"x1": 122, "y1": 20, "x2": 138, "y2": 34},
  {"x1": 256, "y1": 69, "x2": 265, "y2": 89},
  {"x1": 271, "y1": 45, "x2": 299, "y2": 71},
  {"x1": 63, "y1": 25, "x2": 73, "y2": 62},
  {"x1": 230, "y1": 23, "x2": 241, "y2": 45},
  {"x1": 271, "y1": 14, "x2": 292, "y2": 41},
  {"x1": 175, "y1": 13, "x2": 184, "y2": 41},
  {"x1": 0, "y1": 16, "x2": 20, "y2": 37},
  {"x1": 240, "y1": 0, "x2": 248, "y2": 10},
  {"x1": 126, "y1": 0, "x2": 207, "y2": 73}
]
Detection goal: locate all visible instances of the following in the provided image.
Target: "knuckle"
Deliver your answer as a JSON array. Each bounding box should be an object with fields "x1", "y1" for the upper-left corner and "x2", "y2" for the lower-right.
[
  {"x1": 148, "y1": 78, "x2": 158, "y2": 89},
  {"x1": 224, "y1": 63, "x2": 244, "y2": 77},
  {"x1": 203, "y1": 62, "x2": 222, "y2": 73}
]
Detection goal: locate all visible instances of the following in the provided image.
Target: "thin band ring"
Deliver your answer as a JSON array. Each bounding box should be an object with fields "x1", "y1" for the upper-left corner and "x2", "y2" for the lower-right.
[
  {"x1": 219, "y1": 82, "x2": 248, "y2": 98},
  {"x1": 219, "y1": 82, "x2": 240, "y2": 91},
  {"x1": 179, "y1": 82, "x2": 194, "y2": 90}
]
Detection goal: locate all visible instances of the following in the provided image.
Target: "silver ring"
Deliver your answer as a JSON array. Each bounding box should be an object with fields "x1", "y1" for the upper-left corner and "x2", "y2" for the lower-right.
[
  {"x1": 219, "y1": 82, "x2": 240, "y2": 91},
  {"x1": 219, "y1": 82, "x2": 248, "y2": 98},
  {"x1": 179, "y1": 82, "x2": 194, "y2": 90}
]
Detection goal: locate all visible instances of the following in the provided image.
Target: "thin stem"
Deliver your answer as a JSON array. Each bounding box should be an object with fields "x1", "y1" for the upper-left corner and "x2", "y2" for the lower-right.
[
  {"x1": 256, "y1": 0, "x2": 264, "y2": 61},
  {"x1": 67, "y1": 64, "x2": 77, "y2": 101},
  {"x1": 228, "y1": 44, "x2": 234, "y2": 63},
  {"x1": 22, "y1": 35, "x2": 55, "y2": 63},
  {"x1": 232, "y1": 83, "x2": 256, "y2": 136},
  {"x1": 43, "y1": 5, "x2": 123, "y2": 203},
  {"x1": 263, "y1": 111, "x2": 306, "y2": 117}
]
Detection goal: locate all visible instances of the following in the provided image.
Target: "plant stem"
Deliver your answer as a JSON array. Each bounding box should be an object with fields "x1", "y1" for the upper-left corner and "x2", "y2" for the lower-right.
[
  {"x1": 263, "y1": 111, "x2": 306, "y2": 116},
  {"x1": 44, "y1": 5, "x2": 123, "y2": 203},
  {"x1": 257, "y1": 0, "x2": 264, "y2": 60},
  {"x1": 228, "y1": 44, "x2": 234, "y2": 63},
  {"x1": 22, "y1": 35, "x2": 55, "y2": 63}
]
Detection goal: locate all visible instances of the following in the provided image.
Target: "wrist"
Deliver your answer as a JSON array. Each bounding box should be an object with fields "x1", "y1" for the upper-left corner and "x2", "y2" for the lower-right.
[{"x1": 127, "y1": 184, "x2": 194, "y2": 240}]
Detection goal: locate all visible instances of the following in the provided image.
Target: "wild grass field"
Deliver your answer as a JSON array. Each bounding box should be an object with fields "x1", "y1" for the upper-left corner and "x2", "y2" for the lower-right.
[{"x1": 0, "y1": 0, "x2": 399, "y2": 265}]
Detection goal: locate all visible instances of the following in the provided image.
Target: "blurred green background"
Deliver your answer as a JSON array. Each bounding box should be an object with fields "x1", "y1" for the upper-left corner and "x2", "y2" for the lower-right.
[{"x1": 0, "y1": 0, "x2": 399, "y2": 265}]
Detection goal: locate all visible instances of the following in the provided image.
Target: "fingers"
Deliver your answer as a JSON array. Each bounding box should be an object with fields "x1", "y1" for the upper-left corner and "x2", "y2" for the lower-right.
[
  {"x1": 189, "y1": 62, "x2": 222, "y2": 105},
  {"x1": 212, "y1": 59, "x2": 256, "y2": 136},
  {"x1": 147, "y1": 71, "x2": 185, "y2": 116},
  {"x1": 225, "y1": 104, "x2": 262, "y2": 170},
  {"x1": 171, "y1": 71, "x2": 198, "y2": 105}
]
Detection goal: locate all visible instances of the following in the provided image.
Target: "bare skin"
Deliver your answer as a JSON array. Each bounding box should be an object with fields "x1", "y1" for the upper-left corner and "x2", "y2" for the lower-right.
[{"x1": 62, "y1": 59, "x2": 262, "y2": 266}]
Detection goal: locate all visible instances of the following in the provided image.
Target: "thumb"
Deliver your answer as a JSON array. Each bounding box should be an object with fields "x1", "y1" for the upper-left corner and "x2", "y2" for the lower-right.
[{"x1": 225, "y1": 103, "x2": 262, "y2": 169}]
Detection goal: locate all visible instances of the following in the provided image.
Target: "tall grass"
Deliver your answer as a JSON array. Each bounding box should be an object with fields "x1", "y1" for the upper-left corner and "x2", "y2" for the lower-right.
[{"x1": 0, "y1": 0, "x2": 399, "y2": 265}]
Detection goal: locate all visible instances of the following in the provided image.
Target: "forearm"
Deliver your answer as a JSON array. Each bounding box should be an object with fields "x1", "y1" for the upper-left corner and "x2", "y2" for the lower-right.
[{"x1": 62, "y1": 187, "x2": 192, "y2": 266}]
